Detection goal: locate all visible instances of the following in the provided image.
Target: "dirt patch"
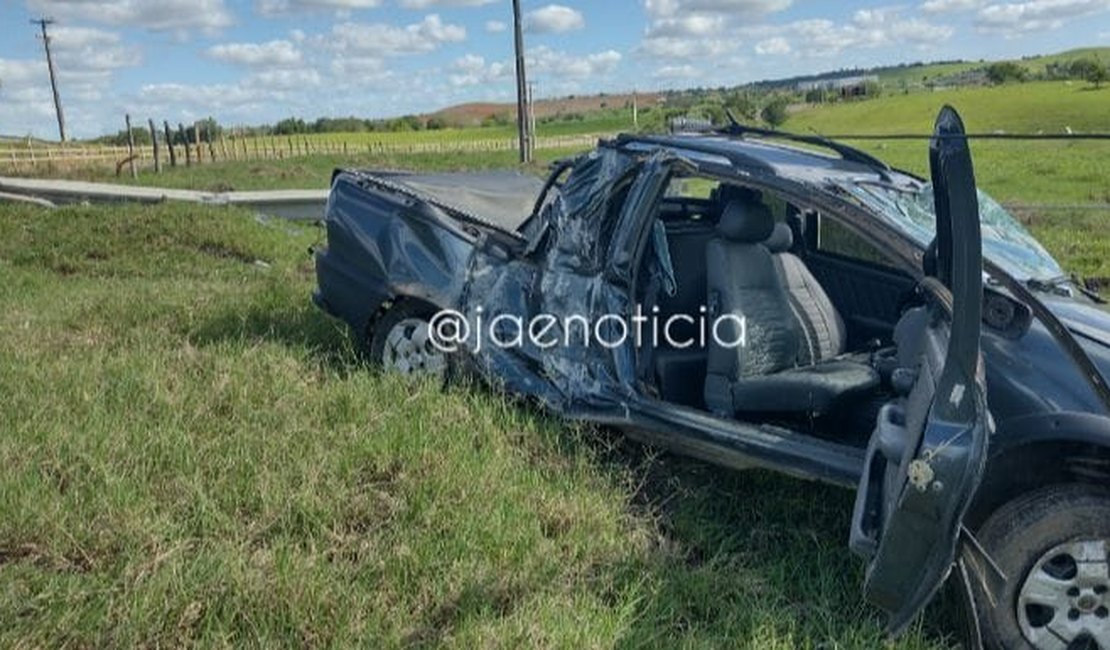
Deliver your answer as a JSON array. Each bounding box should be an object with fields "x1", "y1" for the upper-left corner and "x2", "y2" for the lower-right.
[{"x1": 430, "y1": 92, "x2": 665, "y2": 127}]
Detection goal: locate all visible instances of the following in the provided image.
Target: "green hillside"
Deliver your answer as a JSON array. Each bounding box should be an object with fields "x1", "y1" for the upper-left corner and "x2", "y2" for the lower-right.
[{"x1": 786, "y1": 80, "x2": 1109, "y2": 134}]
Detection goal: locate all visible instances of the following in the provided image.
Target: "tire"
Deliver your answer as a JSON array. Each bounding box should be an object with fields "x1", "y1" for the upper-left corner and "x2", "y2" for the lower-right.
[
  {"x1": 367, "y1": 301, "x2": 449, "y2": 379},
  {"x1": 972, "y1": 483, "x2": 1110, "y2": 650}
]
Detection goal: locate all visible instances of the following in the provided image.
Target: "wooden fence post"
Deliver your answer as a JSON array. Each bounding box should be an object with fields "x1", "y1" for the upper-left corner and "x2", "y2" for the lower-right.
[
  {"x1": 125, "y1": 114, "x2": 138, "y2": 179},
  {"x1": 163, "y1": 121, "x2": 177, "y2": 168},
  {"x1": 179, "y1": 123, "x2": 192, "y2": 167},
  {"x1": 206, "y1": 125, "x2": 216, "y2": 162},
  {"x1": 191, "y1": 121, "x2": 200, "y2": 164},
  {"x1": 149, "y1": 118, "x2": 161, "y2": 173}
]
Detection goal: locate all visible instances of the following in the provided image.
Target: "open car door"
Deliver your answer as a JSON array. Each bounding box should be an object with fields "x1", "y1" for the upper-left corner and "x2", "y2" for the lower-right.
[{"x1": 849, "y1": 106, "x2": 992, "y2": 635}]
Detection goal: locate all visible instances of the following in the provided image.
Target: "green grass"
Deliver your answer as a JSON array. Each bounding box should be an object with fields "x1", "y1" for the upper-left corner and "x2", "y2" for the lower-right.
[
  {"x1": 12, "y1": 148, "x2": 586, "y2": 193},
  {"x1": 788, "y1": 80, "x2": 1110, "y2": 134},
  {"x1": 0, "y1": 202, "x2": 958, "y2": 648}
]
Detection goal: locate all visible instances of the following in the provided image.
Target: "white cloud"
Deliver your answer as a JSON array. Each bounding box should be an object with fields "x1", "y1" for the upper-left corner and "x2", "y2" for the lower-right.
[
  {"x1": 255, "y1": 0, "x2": 381, "y2": 14},
  {"x1": 644, "y1": 0, "x2": 792, "y2": 18},
  {"x1": 755, "y1": 36, "x2": 791, "y2": 55},
  {"x1": 0, "y1": 59, "x2": 59, "y2": 136},
  {"x1": 525, "y1": 5, "x2": 586, "y2": 33},
  {"x1": 528, "y1": 46, "x2": 622, "y2": 79},
  {"x1": 448, "y1": 54, "x2": 512, "y2": 86},
  {"x1": 400, "y1": 0, "x2": 496, "y2": 7},
  {"x1": 640, "y1": 0, "x2": 791, "y2": 59},
  {"x1": 50, "y1": 26, "x2": 141, "y2": 72},
  {"x1": 651, "y1": 63, "x2": 703, "y2": 80},
  {"x1": 921, "y1": 0, "x2": 987, "y2": 12},
  {"x1": 28, "y1": 0, "x2": 233, "y2": 33},
  {"x1": 0, "y1": 59, "x2": 42, "y2": 88},
  {"x1": 739, "y1": 8, "x2": 955, "y2": 59},
  {"x1": 485, "y1": 20, "x2": 507, "y2": 33},
  {"x1": 976, "y1": 0, "x2": 1110, "y2": 34},
  {"x1": 646, "y1": 14, "x2": 727, "y2": 37},
  {"x1": 251, "y1": 68, "x2": 322, "y2": 89},
  {"x1": 208, "y1": 40, "x2": 303, "y2": 67},
  {"x1": 329, "y1": 55, "x2": 391, "y2": 78},
  {"x1": 793, "y1": 14, "x2": 952, "y2": 56},
  {"x1": 325, "y1": 14, "x2": 466, "y2": 56},
  {"x1": 640, "y1": 34, "x2": 735, "y2": 59}
]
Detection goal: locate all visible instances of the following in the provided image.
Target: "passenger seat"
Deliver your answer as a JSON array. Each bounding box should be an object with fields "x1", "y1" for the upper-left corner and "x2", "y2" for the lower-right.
[
  {"x1": 764, "y1": 223, "x2": 847, "y2": 365},
  {"x1": 704, "y1": 203, "x2": 879, "y2": 417}
]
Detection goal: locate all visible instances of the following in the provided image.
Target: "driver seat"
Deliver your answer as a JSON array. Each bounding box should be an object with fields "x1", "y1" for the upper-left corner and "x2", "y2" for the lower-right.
[{"x1": 704, "y1": 200, "x2": 879, "y2": 417}]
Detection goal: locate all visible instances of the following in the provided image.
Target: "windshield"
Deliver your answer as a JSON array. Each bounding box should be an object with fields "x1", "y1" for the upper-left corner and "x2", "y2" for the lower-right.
[{"x1": 843, "y1": 181, "x2": 1064, "y2": 281}]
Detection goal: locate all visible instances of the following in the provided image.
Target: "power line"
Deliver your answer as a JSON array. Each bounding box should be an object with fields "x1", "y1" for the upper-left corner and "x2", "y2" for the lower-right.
[{"x1": 31, "y1": 17, "x2": 66, "y2": 142}]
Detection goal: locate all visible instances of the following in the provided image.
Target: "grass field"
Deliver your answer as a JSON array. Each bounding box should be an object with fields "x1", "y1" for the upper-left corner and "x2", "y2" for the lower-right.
[{"x1": 0, "y1": 202, "x2": 959, "y2": 648}]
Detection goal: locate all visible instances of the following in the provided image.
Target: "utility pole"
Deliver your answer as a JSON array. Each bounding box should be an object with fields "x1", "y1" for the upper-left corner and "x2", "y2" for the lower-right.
[
  {"x1": 511, "y1": 0, "x2": 531, "y2": 163},
  {"x1": 32, "y1": 17, "x2": 66, "y2": 142}
]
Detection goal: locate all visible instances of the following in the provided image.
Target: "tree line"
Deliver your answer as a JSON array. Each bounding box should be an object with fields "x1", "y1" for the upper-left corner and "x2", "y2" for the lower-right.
[{"x1": 987, "y1": 57, "x2": 1108, "y2": 87}]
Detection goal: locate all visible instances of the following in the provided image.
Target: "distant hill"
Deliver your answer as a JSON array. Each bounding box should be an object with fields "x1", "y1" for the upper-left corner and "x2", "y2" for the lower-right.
[
  {"x1": 427, "y1": 92, "x2": 665, "y2": 128},
  {"x1": 429, "y1": 46, "x2": 1110, "y2": 125}
]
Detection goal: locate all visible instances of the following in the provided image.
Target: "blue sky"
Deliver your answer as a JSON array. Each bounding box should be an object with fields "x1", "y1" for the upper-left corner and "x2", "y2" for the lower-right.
[{"x1": 1, "y1": 0, "x2": 1108, "y2": 138}]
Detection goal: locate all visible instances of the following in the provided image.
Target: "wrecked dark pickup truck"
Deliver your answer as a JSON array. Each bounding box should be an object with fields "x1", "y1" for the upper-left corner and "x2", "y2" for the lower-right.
[{"x1": 314, "y1": 108, "x2": 1110, "y2": 649}]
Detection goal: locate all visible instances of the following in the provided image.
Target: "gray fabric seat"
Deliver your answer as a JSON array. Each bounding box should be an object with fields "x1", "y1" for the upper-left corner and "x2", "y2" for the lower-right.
[
  {"x1": 765, "y1": 223, "x2": 848, "y2": 365},
  {"x1": 704, "y1": 201, "x2": 878, "y2": 416}
]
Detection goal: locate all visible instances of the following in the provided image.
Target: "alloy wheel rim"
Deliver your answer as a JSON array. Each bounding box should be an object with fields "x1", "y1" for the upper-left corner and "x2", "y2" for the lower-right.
[{"x1": 1017, "y1": 538, "x2": 1109, "y2": 649}]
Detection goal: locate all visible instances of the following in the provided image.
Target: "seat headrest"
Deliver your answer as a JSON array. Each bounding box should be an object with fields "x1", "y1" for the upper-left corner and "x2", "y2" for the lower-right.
[
  {"x1": 717, "y1": 201, "x2": 774, "y2": 243},
  {"x1": 765, "y1": 222, "x2": 794, "y2": 253}
]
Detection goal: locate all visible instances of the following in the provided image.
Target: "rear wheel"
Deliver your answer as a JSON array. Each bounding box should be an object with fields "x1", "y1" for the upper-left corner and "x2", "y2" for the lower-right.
[
  {"x1": 973, "y1": 484, "x2": 1110, "y2": 649},
  {"x1": 368, "y1": 301, "x2": 448, "y2": 379}
]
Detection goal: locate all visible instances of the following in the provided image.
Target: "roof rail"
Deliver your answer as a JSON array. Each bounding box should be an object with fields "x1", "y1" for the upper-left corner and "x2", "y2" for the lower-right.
[{"x1": 718, "y1": 110, "x2": 892, "y2": 178}]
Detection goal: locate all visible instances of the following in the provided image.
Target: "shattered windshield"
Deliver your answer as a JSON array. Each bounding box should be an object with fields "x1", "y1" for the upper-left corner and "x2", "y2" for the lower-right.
[{"x1": 843, "y1": 181, "x2": 1064, "y2": 281}]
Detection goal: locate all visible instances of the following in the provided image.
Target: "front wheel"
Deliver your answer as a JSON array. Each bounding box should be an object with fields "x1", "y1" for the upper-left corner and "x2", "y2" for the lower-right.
[{"x1": 972, "y1": 484, "x2": 1110, "y2": 650}]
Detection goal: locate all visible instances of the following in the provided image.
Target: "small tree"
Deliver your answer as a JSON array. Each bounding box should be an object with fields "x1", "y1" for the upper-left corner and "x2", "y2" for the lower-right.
[
  {"x1": 986, "y1": 61, "x2": 1027, "y2": 84},
  {"x1": 725, "y1": 91, "x2": 759, "y2": 120},
  {"x1": 1089, "y1": 62, "x2": 1108, "y2": 89},
  {"x1": 760, "y1": 97, "x2": 789, "y2": 128}
]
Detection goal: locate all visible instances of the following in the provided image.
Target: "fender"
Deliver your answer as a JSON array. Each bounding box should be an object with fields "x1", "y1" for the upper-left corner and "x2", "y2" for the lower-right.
[
  {"x1": 968, "y1": 411, "x2": 1110, "y2": 526},
  {"x1": 991, "y1": 411, "x2": 1110, "y2": 453}
]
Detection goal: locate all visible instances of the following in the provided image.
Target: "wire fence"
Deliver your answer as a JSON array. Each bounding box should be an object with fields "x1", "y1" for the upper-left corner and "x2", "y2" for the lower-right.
[{"x1": 0, "y1": 133, "x2": 604, "y2": 174}]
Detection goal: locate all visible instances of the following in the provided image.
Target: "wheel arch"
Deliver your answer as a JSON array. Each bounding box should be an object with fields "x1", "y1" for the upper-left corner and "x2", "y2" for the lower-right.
[
  {"x1": 364, "y1": 293, "x2": 444, "y2": 340},
  {"x1": 966, "y1": 411, "x2": 1110, "y2": 529}
]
